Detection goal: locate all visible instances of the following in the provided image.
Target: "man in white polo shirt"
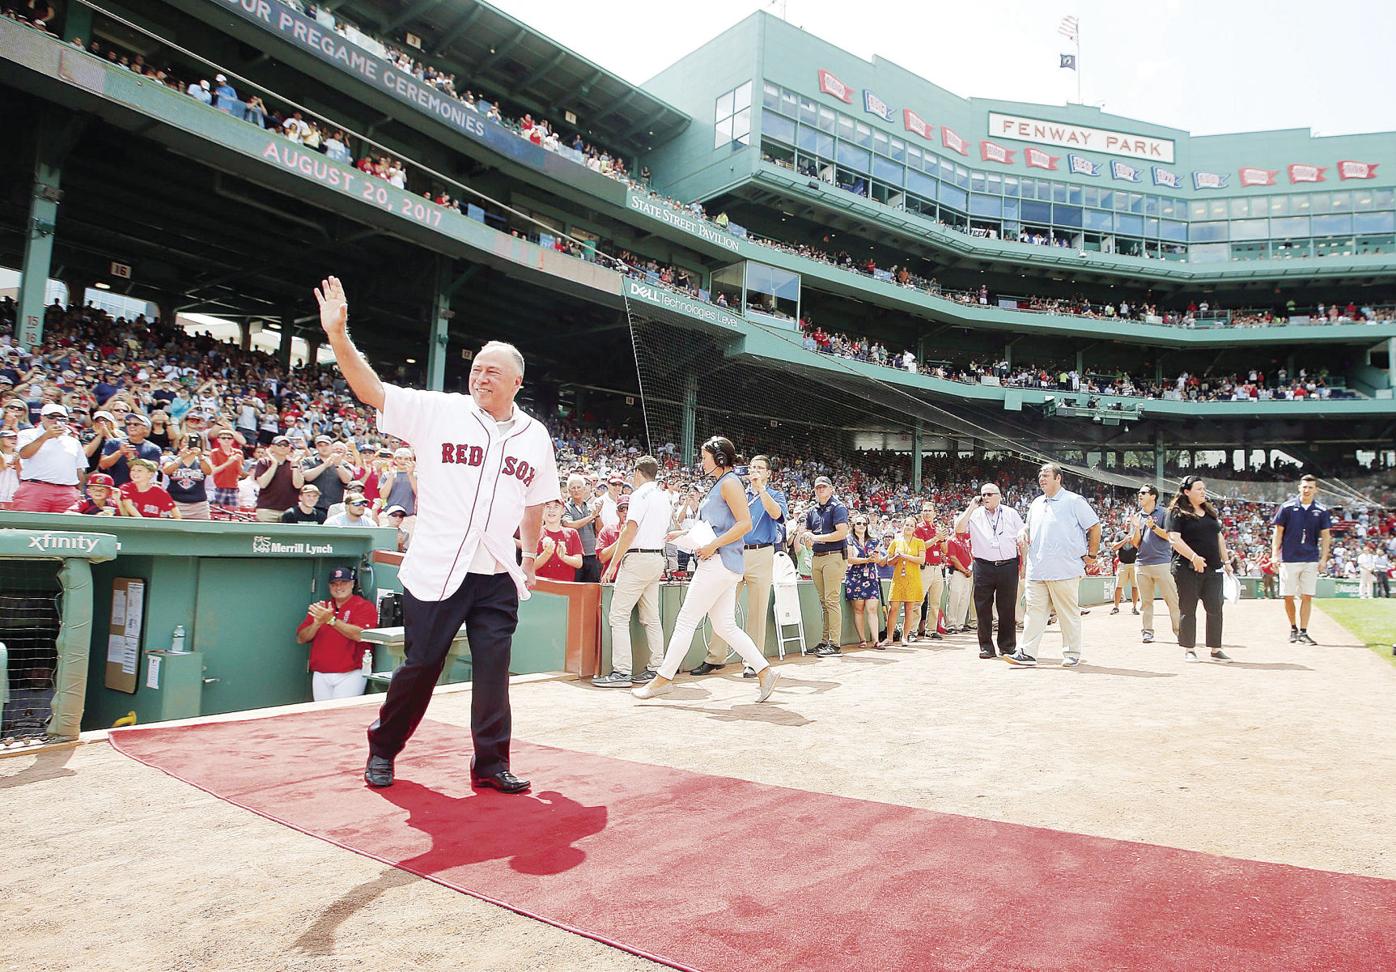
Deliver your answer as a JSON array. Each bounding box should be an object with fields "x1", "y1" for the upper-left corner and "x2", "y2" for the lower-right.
[
  {"x1": 954, "y1": 481, "x2": 1025, "y2": 659},
  {"x1": 316, "y1": 276, "x2": 559, "y2": 795},
  {"x1": 13, "y1": 403, "x2": 88, "y2": 512},
  {"x1": 594, "y1": 455, "x2": 671, "y2": 687}
]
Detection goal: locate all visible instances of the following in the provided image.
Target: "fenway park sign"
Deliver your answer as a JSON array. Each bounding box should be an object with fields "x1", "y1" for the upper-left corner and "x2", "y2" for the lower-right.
[{"x1": 988, "y1": 112, "x2": 1175, "y2": 163}]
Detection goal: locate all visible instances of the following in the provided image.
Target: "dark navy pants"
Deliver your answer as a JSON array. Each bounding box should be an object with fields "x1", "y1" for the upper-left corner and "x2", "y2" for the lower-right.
[{"x1": 368, "y1": 572, "x2": 519, "y2": 776}]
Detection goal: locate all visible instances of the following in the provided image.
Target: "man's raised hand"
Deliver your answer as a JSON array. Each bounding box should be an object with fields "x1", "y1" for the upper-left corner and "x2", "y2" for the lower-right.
[{"x1": 315, "y1": 276, "x2": 348, "y2": 340}]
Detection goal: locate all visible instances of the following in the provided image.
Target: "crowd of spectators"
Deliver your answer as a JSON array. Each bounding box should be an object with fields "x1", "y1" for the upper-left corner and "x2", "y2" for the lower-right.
[
  {"x1": 795, "y1": 317, "x2": 1346, "y2": 402},
  {"x1": 0, "y1": 298, "x2": 411, "y2": 547},
  {"x1": 3, "y1": 295, "x2": 1390, "y2": 588}
]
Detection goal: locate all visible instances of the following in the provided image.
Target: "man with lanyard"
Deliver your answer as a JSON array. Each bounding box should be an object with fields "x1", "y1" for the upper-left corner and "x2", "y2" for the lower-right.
[
  {"x1": 803, "y1": 475, "x2": 850, "y2": 656},
  {"x1": 562, "y1": 473, "x2": 603, "y2": 582},
  {"x1": 316, "y1": 277, "x2": 559, "y2": 795},
  {"x1": 594, "y1": 456, "x2": 670, "y2": 687},
  {"x1": 1130, "y1": 484, "x2": 1181, "y2": 644},
  {"x1": 1010, "y1": 463, "x2": 1100, "y2": 668},
  {"x1": 954, "y1": 482, "x2": 1025, "y2": 660},
  {"x1": 1271, "y1": 473, "x2": 1332, "y2": 645},
  {"x1": 913, "y1": 502, "x2": 947, "y2": 640},
  {"x1": 692, "y1": 453, "x2": 788, "y2": 676}
]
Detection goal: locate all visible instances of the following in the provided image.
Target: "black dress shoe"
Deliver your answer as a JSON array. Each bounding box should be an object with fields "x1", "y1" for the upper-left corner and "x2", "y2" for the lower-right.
[
  {"x1": 471, "y1": 768, "x2": 531, "y2": 794},
  {"x1": 689, "y1": 661, "x2": 724, "y2": 676},
  {"x1": 978, "y1": 647, "x2": 996, "y2": 659},
  {"x1": 364, "y1": 754, "x2": 394, "y2": 788}
]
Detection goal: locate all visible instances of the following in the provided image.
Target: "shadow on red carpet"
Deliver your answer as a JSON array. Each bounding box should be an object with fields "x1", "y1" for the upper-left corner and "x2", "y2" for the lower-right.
[{"x1": 110, "y1": 706, "x2": 1396, "y2": 972}]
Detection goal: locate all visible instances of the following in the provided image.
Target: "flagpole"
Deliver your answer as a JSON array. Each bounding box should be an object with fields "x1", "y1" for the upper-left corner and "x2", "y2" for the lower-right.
[{"x1": 1076, "y1": 22, "x2": 1082, "y2": 104}]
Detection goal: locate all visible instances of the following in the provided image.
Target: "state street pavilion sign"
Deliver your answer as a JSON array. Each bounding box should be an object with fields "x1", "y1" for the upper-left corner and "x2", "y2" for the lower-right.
[{"x1": 987, "y1": 112, "x2": 1176, "y2": 164}]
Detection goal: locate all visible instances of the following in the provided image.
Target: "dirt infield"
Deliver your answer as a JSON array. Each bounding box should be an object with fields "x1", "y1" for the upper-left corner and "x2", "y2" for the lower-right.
[{"x1": 3, "y1": 600, "x2": 1393, "y2": 971}]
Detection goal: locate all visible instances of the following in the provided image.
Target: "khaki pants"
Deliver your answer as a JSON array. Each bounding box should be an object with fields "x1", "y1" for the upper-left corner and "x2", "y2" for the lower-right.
[
  {"x1": 811, "y1": 551, "x2": 847, "y2": 645},
  {"x1": 918, "y1": 565, "x2": 945, "y2": 632},
  {"x1": 607, "y1": 552, "x2": 665, "y2": 676},
  {"x1": 946, "y1": 570, "x2": 972, "y2": 628},
  {"x1": 706, "y1": 544, "x2": 775, "y2": 664},
  {"x1": 1021, "y1": 578, "x2": 1084, "y2": 659},
  {"x1": 1135, "y1": 562, "x2": 1180, "y2": 636},
  {"x1": 255, "y1": 507, "x2": 284, "y2": 523}
]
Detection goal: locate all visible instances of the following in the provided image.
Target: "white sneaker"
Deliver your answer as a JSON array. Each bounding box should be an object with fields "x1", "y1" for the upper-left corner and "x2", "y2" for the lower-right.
[
  {"x1": 1060, "y1": 655, "x2": 1082, "y2": 668},
  {"x1": 632, "y1": 680, "x2": 673, "y2": 700},
  {"x1": 756, "y1": 667, "x2": 780, "y2": 703},
  {"x1": 1184, "y1": 649, "x2": 1199, "y2": 663}
]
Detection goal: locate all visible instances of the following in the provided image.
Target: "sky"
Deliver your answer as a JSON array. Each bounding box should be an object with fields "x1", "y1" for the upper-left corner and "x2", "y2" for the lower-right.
[{"x1": 489, "y1": 0, "x2": 1396, "y2": 137}]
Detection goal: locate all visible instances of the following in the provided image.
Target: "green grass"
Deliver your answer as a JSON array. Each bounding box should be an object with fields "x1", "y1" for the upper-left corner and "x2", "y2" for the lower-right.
[{"x1": 1318, "y1": 599, "x2": 1396, "y2": 668}]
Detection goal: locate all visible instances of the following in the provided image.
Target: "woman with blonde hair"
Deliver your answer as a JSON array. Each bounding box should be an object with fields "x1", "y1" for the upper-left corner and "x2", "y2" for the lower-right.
[
  {"x1": 844, "y1": 513, "x2": 885, "y2": 648},
  {"x1": 885, "y1": 515, "x2": 927, "y2": 645}
]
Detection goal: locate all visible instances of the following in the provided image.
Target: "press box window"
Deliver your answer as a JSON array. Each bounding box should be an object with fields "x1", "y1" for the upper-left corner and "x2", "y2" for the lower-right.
[
  {"x1": 714, "y1": 81, "x2": 752, "y2": 148},
  {"x1": 744, "y1": 262, "x2": 801, "y2": 324}
]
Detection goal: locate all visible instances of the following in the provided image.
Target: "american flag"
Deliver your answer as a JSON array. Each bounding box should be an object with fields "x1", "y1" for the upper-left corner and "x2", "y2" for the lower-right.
[{"x1": 1058, "y1": 15, "x2": 1079, "y2": 42}]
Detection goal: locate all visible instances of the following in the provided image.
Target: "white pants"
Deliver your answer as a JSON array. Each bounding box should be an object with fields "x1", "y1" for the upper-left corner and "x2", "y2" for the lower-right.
[
  {"x1": 1020, "y1": 578, "x2": 1084, "y2": 658},
  {"x1": 1358, "y1": 569, "x2": 1373, "y2": 598},
  {"x1": 608, "y1": 552, "x2": 665, "y2": 675},
  {"x1": 946, "y1": 570, "x2": 972, "y2": 628},
  {"x1": 657, "y1": 558, "x2": 770, "y2": 680},
  {"x1": 312, "y1": 670, "x2": 367, "y2": 701}
]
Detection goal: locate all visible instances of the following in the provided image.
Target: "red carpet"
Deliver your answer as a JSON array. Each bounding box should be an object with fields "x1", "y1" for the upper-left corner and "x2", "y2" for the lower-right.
[{"x1": 111, "y1": 707, "x2": 1395, "y2": 971}]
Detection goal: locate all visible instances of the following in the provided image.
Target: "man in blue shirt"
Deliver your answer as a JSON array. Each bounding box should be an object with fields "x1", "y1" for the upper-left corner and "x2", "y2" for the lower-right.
[
  {"x1": 97, "y1": 412, "x2": 163, "y2": 486},
  {"x1": 1129, "y1": 484, "x2": 1180, "y2": 644},
  {"x1": 1271, "y1": 474, "x2": 1332, "y2": 645},
  {"x1": 803, "y1": 475, "x2": 850, "y2": 656},
  {"x1": 693, "y1": 454, "x2": 789, "y2": 675},
  {"x1": 1011, "y1": 463, "x2": 1100, "y2": 668}
]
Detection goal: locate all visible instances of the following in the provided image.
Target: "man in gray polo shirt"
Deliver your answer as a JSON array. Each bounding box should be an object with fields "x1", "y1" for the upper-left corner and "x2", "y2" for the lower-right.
[
  {"x1": 562, "y1": 473, "x2": 602, "y2": 582},
  {"x1": 1130, "y1": 484, "x2": 1180, "y2": 644}
]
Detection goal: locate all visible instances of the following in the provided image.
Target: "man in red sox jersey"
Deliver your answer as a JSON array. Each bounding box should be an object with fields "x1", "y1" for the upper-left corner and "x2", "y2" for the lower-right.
[{"x1": 316, "y1": 276, "x2": 560, "y2": 794}]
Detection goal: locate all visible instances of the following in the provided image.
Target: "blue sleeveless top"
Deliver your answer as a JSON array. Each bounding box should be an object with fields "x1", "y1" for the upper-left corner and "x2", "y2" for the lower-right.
[{"x1": 699, "y1": 470, "x2": 744, "y2": 573}]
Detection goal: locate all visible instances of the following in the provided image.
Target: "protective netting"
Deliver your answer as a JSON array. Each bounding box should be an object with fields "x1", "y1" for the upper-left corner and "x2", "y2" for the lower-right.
[
  {"x1": 622, "y1": 292, "x2": 1150, "y2": 498},
  {"x1": 0, "y1": 559, "x2": 63, "y2": 746}
]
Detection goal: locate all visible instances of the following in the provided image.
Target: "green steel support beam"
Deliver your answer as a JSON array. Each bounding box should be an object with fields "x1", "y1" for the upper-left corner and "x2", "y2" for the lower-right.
[
  {"x1": 17, "y1": 112, "x2": 85, "y2": 347},
  {"x1": 1388, "y1": 337, "x2": 1396, "y2": 392},
  {"x1": 474, "y1": 26, "x2": 528, "y2": 75},
  {"x1": 522, "y1": 49, "x2": 569, "y2": 88},
  {"x1": 277, "y1": 310, "x2": 294, "y2": 370},
  {"x1": 1154, "y1": 430, "x2": 1165, "y2": 483},
  {"x1": 428, "y1": 257, "x2": 458, "y2": 391},
  {"x1": 431, "y1": 5, "x2": 484, "y2": 55},
  {"x1": 912, "y1": 423, "x2": 923, "y2": 493},
  {"x1": 680, "y1": 373, "x2": 698, "y2": 466},
  {"x1": 596, "y1": 89, "x2": 639, "y2": 125},
  {"x1": 378, "y1": 0, "x2": 443, "y2": 35},
  {"x1": 63, "y1": 1, "x2": 92, "y2": 44}
]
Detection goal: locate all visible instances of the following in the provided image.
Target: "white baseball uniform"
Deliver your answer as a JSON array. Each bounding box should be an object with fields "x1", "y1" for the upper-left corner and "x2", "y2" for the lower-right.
[{"x1": 377, "y1": 384, "x2": 560, "y2": 602}]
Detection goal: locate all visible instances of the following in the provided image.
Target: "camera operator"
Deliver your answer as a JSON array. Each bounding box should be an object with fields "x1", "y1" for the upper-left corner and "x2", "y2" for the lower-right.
[
  {"x1": 163, "y1": 433, "x2": 214, "y2": 520},
  {"x1": 13, "y1": 403, "x2": 87, "y2": 512}
]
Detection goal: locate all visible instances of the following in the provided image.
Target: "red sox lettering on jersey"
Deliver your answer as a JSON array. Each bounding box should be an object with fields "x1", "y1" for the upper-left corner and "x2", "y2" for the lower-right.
[
  {"x1": 379, "y1": 384, "x2": 561, "y2": 603},
  {"x1": 440, "y1": 443, "x2": 537, "y2": 487}
]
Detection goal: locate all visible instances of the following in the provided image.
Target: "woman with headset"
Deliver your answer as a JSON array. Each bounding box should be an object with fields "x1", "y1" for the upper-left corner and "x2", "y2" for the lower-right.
[
  {"x1": 634, "y1": 436, "x2": 780, "y2": 703},
  {"x1": 1165, "y1": 476, "x2": 1234, "y2": 663}
]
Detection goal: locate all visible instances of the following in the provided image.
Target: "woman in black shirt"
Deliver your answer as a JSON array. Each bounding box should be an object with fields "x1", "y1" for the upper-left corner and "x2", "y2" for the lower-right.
[{"x1": 1165, "y1": 476, "x2": 1234, "y2": 662}]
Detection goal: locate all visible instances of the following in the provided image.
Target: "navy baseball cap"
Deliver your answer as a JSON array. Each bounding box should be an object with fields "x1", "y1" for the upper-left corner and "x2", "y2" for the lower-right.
[{"x1": 327, "y1": 566, "x2": 356, "y2": 583}]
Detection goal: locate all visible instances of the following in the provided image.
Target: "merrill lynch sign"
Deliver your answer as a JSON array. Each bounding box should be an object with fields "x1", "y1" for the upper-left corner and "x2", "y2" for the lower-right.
[
  {"x1": 988, "y1": 112, "x2": 1175, "y2": 164},
  {"x1": 253, "y1": 536, "x2": 337, "y2": 556}
]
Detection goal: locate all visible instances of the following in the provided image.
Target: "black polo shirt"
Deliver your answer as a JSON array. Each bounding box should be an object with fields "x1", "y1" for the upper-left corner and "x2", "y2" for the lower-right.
[{"x1": 805, "y1": 497, "x2": 850, "y2": 554}]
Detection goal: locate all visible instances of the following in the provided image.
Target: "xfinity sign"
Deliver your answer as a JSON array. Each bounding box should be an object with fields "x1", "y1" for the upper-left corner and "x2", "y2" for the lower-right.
[{"x1": 28, "y1": 534, "x2": 100, "y2": 554}]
